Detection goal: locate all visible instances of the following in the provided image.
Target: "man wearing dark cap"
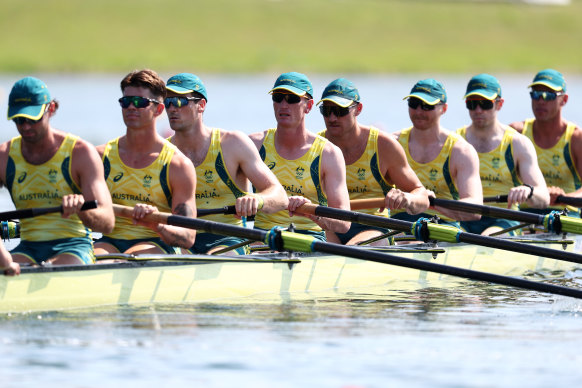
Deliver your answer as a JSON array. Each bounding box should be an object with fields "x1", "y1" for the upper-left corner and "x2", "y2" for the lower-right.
[
  {"x1": 317, "y1": 78, "x2": 429, "y2": 245},
  {"x1": 510, "y1": 69, "x2": 582, "y2": 216},
  {"x1": 0, "y1": 76, "x2": 114, "y2": 266},
  {"x1": 393, "y1": 78, "x2": 482, "y2": 226},
  {"x1": 165, "y1": 73, "x2": 288, "y2": 254},
  {"x1": 249, "y1": 72, "x2": 350, "y2": 240},
  {"x1": 94, "y1": 69, "x2": 197, "y2": 255},
  {"x1": 457, "y1": 74, "x2": 549, "y2": 235}
]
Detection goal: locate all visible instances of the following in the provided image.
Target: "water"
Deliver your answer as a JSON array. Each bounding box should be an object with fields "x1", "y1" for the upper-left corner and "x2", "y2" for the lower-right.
[{"x1": 1, "y1": 73, "x2": 582, "y2": 387}]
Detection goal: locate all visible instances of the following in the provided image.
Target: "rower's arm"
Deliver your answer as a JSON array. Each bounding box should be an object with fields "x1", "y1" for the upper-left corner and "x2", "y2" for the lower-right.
[
  {"x1": 379, "y1": 133, "x2": 429, "y2": 215},
  {"x1": 319, "y1": 143, "x2": 351, "y2": 233},
  {"x1": 560, "y1": 126, "x2": 582, "y2": 201},
  {"x1": 156, "y1": 153, "x2": 197, "y2": 248},
  {"x1": 72, "y1": 140, "x2": 115, "y2": 234},
  {"x1": 510, "y1": 134, "x2": 549, "y2": 209},
  {"x1": 228, "y1": 132, "x2": 288, "y2": 215},
  {"x1": 435, "y1": 139, "x2": 482, "y2": 221}
]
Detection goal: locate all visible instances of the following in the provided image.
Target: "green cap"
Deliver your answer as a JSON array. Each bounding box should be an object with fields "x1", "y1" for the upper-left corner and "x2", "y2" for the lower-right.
[
  {"x1": 270, "y1": 72, "x2": 313, "y2": 98},
  {"x1": 464, "y1": 74, "x2": 502, "y2": 100},
  {"x1": 403, "y1": 78, "x2": 447, "y2": 105},
  {"x1": 317, "y1": 78, "x2": 360, "y2": 108},
  {"x1": 7, "y1": 77, "x2": 51, "y2": 120},
  {"x1": 166, "y1": 73, "x2": 208, "y2": 101},
  {"x1": 529, "y1": 69, "x2": 566, "y2": 92}
]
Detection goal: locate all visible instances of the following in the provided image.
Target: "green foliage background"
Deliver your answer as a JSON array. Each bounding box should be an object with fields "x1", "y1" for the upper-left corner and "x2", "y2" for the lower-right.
[{"x1": 1, "y1": 0, "x2": 581, "y2": 74}]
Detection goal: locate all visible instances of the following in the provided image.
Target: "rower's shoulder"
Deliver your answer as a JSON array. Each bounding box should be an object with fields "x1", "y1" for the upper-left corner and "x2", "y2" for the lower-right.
[
  {"x1": 508, "y1": 120, "x2": 525, "y2": 133},
  {"x1": 220, "y1": 129, "x2": 262, "y2": 157},
  {"x1": 248, "y1": 129, "x2": 269, "y2": 150}
]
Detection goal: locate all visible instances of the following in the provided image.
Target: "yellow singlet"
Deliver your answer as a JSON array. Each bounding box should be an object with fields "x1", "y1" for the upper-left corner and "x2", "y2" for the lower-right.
[
  {"x1": 6, "y1": 134, "x2": 90, "y2": 241},
  {"x1": 457, "y1": 126, "x2": 521, "y2": 209},
  {"x1": 395, "y1": 127, "x2": 460, "y2": 221},
  {"x1": 319, "y1": 127, "x2": 392, "y2": 217},
  {"x1": 254, "y1": 128, "x2": 327, "y2": 231},
  {"x1": 523, "y1": 119, "x2": 581, "y2": 213},
  {"x1": 191, "y1": 128, "x2": 249, "y2": 226},
  {"x1": 102, "y1": 138, "x2": 175, "y2": 239}
]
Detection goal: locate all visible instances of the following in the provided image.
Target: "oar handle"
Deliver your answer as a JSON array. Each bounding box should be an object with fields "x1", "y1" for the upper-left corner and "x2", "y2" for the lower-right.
[
  {"x1": 350, "y1": 198, "x2": 385, "y2": 210},
  {"x1": 113, "y1": 204, "x2": 170, "y2": 224},
  {"x1": 483, "y1": 195, "x2": 508, "y2": 203},
  {"x1": 0, "y1": 200, "x2": 98, "y2": 222}
]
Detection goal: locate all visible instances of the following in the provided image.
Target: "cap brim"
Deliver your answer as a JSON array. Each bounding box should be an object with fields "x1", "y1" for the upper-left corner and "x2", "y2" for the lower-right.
[
  {"x1": 166, "y1": 85, "x2": 194, "y2": 94},
  {"x1": 7, "y1": 104, "x2": 46, "y2": 121},
  {"x1": 463, "y1": 91, "x2": 498, "y2": 100},
  {"x1": 528, "y1": 81, "x2": 563, "y2": 92},
  {"x1": 316, "y1": 96, "x2": 354, "y2": 108},
  {"x1": 269, "y1": 86, "x2": 308, "y2": 97},
  {"x1": 403, "y1": 93, "x2": 441, "y2": 105}
]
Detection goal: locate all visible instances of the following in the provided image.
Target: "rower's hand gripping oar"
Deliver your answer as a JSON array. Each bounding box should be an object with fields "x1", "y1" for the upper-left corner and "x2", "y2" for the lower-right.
[
  {"x1": 0, "y1": 200, "x2": 98, "y2": 222},
  {"x1": 196, "y1": 205, "x2": 255, "y2": 221},
  {"x1": 112, "y1": 204, "x2": 582, "y2": 300},
  {"x1": 485, "y1": 194, "x2": 582, "y2": 209},
  {"x1": 295, "y1": 200, "x2": 582, "y2": 265}
]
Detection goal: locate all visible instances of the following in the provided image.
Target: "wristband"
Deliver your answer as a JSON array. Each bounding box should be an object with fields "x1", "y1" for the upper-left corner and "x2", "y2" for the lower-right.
[
  {"x1": 257, "y1": 195, "x2": 264, "y2": 210},
  {"x1": 524, "y1": 183, "x2": 534, "y2": 199}
]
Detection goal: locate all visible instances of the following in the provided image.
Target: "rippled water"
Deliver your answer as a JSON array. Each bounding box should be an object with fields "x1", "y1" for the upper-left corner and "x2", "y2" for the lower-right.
[{"x1": 1, "y1": 279, "x2": 582, "y2": 388}]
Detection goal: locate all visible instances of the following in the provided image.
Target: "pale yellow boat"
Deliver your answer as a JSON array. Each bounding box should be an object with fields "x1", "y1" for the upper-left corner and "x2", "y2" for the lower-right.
[{"x1": 0, "y1": 233, "x2": 580, "y2": 314}]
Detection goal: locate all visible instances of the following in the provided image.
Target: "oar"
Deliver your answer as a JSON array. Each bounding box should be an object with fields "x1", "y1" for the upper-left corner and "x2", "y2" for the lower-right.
[
  {"x1": 295, "y1": 200, "x2": 582, "y2": 265},
  {"x1": 0, "y1": 200, "x2": 98, "y2": 222},
  {"x1": 197, "y1": 206, "x2": 236, "y2": 217},
  {"x1": 112, "y1": 204, "x2": 582, "y2": 300},
  {"x1": 485, "y1": 194, "x2": 582, "y2": 208},
  {"x1": 197, "y1": 205, "x2": 255, "y2": 221}
]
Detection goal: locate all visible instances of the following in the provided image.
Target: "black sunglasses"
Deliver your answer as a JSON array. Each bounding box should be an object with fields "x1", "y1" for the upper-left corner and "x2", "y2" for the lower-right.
[
  {"x1": 164, "y1": 96, "x2": 202, "y2": 108},
  {"x1": 12, "y1": 105, "x2": 48, "y2": 125},
  {"x1": 13, "y1": 116, "x2": 43, "y2": 125},
  {"x1": 407, "y1": 98, "x2": 437, "y2": 111},
  {"x1": 118, "y1": 96, "x2": 160, "y2": 109},
  {"x1": 466, "y1": 99, "x2": 495, "y2": 110},
  {"x1": 319, "y1": 104, "x2": 356, "y2": 118},
  {"x1": 530, "y1": 90, "x2": 563, "y2": 101},
  {"x1": 272, "y1": 93, "x2": 303, "y2": 104}
]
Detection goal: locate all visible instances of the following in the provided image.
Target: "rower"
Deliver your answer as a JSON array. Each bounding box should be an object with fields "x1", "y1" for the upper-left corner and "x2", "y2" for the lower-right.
[
  {"x1": 392, "y1": 78, "x2": 483, "y2": 227},
  {"x1": 94, "y1": 69, "x2": 197, "y2": 255},
  {"x1": 458, "y1": 74, "x2": 549, "y2": 235},
  {"x1": 1, "y1": 77, "x2": 114, "y2": 266},
  {"x1": 317, "y1": 78, "x2": 429, "y2": 245},
  {"x1": 249, "y1": 72, "x2": 351, "y2": 241},
  {"x1": 164, "y1": 73, "x2": 288, "y2": 254},
  {"x1": 509, "y1": 69, "x2": 582, "y2": 217}
]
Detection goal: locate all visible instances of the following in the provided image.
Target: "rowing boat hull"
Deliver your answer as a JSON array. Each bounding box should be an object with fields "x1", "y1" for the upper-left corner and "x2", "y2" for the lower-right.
[{"x1": 0, "y1": 234, "x2": 580, "y2": 313}]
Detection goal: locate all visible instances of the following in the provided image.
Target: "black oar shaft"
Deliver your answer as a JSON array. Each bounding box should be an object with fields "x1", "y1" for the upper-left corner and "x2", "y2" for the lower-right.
[
  {"x1": 301, "y1": 203, "x2": 582, "y2": 264},
  {"x1": 485, "y1": 194, "x2": 582, "y2": 208},
  {"x1": 197, "y1": 206, "x2": 236, "y2": 217},
  {"x1": 0, "y1": 200, "x2": 98, "y2": 222},
  {"x1": 312, "y1": 241, "x2": 582, "y2": 299},
  {"x1": 431, "y1": 197, "x2": 544, "y2": 225}
]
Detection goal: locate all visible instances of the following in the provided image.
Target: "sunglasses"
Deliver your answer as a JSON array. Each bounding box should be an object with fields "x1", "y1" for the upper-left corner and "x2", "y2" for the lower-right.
[
  {"x1": 465, "y1": 99, "x2": 495, "y2": 110},
  {"x1": 12, "y1": 116, "x2": 43, "y2": 125},
  {"x1": 12, "y1": 105, "x2": 48, "y2": 125},
  {"x1": 272, "y1": 93, "x2": 303, "y2": 104},
  {"x1": 530, "y1": 90, "x2": 563, "y2": 101},
  {"x1": 319, "y1": 104, "x2": 356, "y2": 118},
  {"x1": 118, "y1": 96, "x2": 160, "y2": 109},
  {"x1": 407, "y1": 98, "x2": 438, "y2": 111},
  {"x1": 164, "y1": 96, "x2": 202, "y2": 108}
]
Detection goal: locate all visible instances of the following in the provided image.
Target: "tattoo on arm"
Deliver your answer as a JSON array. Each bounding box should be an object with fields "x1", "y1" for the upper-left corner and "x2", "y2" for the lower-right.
[{"x1": 174, "y1": 203, "x2": 193, "y2": 217}]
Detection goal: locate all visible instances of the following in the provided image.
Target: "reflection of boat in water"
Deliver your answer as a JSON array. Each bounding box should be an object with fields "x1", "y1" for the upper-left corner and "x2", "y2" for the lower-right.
[{"x1": 1, "y1": 233, "x2": 580, "y2": 314}]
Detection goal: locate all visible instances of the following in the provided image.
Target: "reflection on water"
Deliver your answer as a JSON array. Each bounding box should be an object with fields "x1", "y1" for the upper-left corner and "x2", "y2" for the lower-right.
[{"x1": 0, "y1": 278, "x2": 582, "y2": 387}]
